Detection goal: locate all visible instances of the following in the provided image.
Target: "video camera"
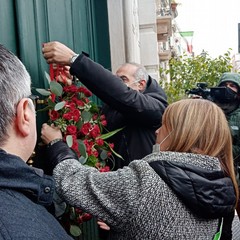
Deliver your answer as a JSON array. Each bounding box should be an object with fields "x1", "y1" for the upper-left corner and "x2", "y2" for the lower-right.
[{"x1": 186, "y1": 82, "x2": 231, "y2": 102}]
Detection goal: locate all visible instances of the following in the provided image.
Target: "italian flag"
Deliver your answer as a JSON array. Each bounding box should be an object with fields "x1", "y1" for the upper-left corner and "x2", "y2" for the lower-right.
[{"x1": 179, "y1": 31, "x2": 194, "y2": 53}]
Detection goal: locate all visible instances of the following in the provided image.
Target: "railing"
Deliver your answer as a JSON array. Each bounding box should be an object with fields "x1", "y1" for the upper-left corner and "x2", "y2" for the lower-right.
[{"x1": 156, "y1": 0, "x2": 171, "y2": 16}]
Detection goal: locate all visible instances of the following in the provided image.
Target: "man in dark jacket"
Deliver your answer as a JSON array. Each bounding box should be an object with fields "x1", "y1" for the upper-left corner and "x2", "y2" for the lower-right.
[
  {"x1": 216, "y1": 72, "x2": 240, "y2": 172},
  {"x1": 214, "y1": 72, "x2": 240, "y2": 240},
  {"x1": 42, "y1": 41, "x2": 168, "y2": 169},
  {"x1": 0, "y1": 44, "x2": 72, "y2": 239}
]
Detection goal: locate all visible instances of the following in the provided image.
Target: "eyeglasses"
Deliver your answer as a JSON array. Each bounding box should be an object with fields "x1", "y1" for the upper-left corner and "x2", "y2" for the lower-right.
[
  {"x1": 126, "y1": 80, "x2": 140, "y2": 87},
  {"x1": 28, "y1": 94, "x2": 39, "y2": 110},
  {"x1": 119, "y1": 76, "x2": 140, "y2": 86}
]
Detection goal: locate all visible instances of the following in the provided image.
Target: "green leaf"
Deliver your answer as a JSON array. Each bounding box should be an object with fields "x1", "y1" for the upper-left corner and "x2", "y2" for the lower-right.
[
  {"x1": 47, "y1": 98, "x2": 55, "y2": 107},
  {"x1": 70, "y1": 225, "x2": 82, "y2": 237},
  {"x1": 77, "y1": 139, "x2": 87, "y2": 158},
  {"x1": 76, "y1": 120, "x2": 83, "y2": 130},
  {"x1": 81, "y1": 111, "x2": 92, "y2": 122},
  {"x1": 79, "y1": 156, "x2": 87, "y2": 164},
  {"x1": 45, "y1": 71, "x2": 51, "y2": 84},
  {"x1": 89, "y1": 102, "x2": 99, "y2": 112},
  {"x1": 85, "y1": 155, "x2": 98, "y2": 167},
  {"x1": 105, "y1": 142, "x2": 124, "y2": 159},
  {"x1": 213, "y1": 232, "x2": 221, "y2": 240},
  {"x1": 66, "y1": 135, "x2": 73, "y2": 147},
  {"x1": 100, "y1": 149, "x2": 108, "y2": 160},
  {"x1": 100, "y1": 127, "x2": 124, "y2": 140},
  {"x1": 54, "y1": 101, "x2": 66, "y2": 111},
  {"x1": 69, "y1": 207, "x2": 76, "y2": 220},
  {"x1": 35, "y1": 88, "x2": 51, "y2": 96},
  {"x1": 110, "y1": 147, "x2": 124, "y2": 159},
  {"x1": 50, "y1": 81, "x2": 63, "y2": 96}
]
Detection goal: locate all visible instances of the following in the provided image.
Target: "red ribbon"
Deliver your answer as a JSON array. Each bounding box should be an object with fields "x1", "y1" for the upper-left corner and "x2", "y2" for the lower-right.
[{"x1": 49, "y1": 64, "x2": 68, "y2": 84}]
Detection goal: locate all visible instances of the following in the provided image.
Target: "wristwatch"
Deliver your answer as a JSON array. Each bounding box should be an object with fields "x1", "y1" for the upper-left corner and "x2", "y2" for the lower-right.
[
  {"x1": 47, "y1": 138, "x2": 62, "y2": 147},
  {"x1": 70, "y1": 54, "x2": 79, "y2": 66}
]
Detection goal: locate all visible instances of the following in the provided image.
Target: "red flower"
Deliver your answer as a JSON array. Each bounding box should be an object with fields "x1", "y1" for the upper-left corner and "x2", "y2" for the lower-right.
[
  {"x1": 78, "y1": 87, "x2": 86, "y2": 93},
  {"x1": 80, "y1": 123, "x2": 91, "y2": 136},
  {"x1": 63, "y1": 85, "x2": 78, "y2": 93},
  {"x1": 82, "y1": 213, "x2": 92, "y2": 221},
  {"x1": 50, "y1": 93, "x2": 56, "y2": 102},
  {"x1": 101, "y1": 120, "x2": 107, "y2": 126},
  {"x1": 77, "y1": 213, "x2": 92, "y2": 224},
  {"x1": 92, "y1": 114, "x2": 98, "y2": 121},
  {"x1": 66, "y1": 125, "x2": 77, "y2": 135},
  {"x1": 84, "y1": 140, "x2": 94, "y2": 155},
  {"x1": 89, "y1": 124, "x2": 100, "y2": 138},
  {"x1": 96, "y1": 138, "x2": 104, "y2": 146},
  {"x1": 72, "y1": 97, "x2": 85, "y2": 107},
  {"x1": 109, "y1": 143, "x2": 114, "y2": 149},
  {"x1": 92, "y1": 150, "x2": 99, "y2": 158},
  {"x1": 78, "y1": 87, "x2": 92, "y2": 97},
  {"x1": 100, "y1": 114, "x2": 106, "y2": 120},
  {"x1": 75, "y1": 208, "x2": 83, "y2": 214},
  {"x1": 63, "y1": 112, "x2": 72, "y2": 120},
  {"x1": 72, "y1": 109, "x2": 80, "y2": 121},
  {"x1": 49, "y1": 110, "x2": 60, "y2": 121},
  {"x1": 83, "y1": 89, "x2": 92, "y2": 97},
  {"x1": 71, "y1": 140, "x2": 80, "y2": 156},
  {"x1": 66, "y1": 102, "x2": 76, "y2": 111},
  {"x1": 99, "y1": 166, "x2": 110, "y2": 172},
  {"x1": 84, "y1": 98, "x2": 90, "y2": 103}
]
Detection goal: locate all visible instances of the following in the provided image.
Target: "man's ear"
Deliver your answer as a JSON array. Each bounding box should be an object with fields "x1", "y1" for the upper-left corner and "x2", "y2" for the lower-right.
[
  {"x1": 15, "y1": 98, "x2": 31, "y2": 137},
  {"x1": 138, "y1": 79, "x2": 147, "y2": 91}
]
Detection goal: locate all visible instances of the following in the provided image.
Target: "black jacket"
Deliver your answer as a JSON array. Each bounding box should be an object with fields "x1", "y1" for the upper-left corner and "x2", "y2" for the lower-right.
[
  {"x1": 149, "y1": 159, "x2": 236, "y2": 218},
  {"x1": 0, "y1": 150, "x2": 72, "y2": 239},
  {"x1": 70, "y1": 54, "x2": 168, "y2": 169}
]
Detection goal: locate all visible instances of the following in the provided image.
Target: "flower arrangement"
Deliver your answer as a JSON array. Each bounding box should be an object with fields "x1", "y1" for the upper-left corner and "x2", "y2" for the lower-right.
[{"x1": 36, "y1": 64, "x2": 122, "y2": 238}]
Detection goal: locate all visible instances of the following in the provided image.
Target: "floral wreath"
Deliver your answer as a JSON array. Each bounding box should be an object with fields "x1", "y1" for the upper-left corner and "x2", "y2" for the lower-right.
[{"x1": 36, "y1": 64, "x2": 122, "y2": 237}]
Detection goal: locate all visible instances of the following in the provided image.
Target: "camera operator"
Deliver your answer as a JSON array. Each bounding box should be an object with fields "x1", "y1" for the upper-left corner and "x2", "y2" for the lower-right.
[
  {"x1": 188, "y1": 73, "x2": 240, "y2": 174},
  {"x1": 215, "y1": 73, "x2": 240, "y2": 175},
  {"x1": 214, "y1": 72, "x2": 240, "y2": 240}
]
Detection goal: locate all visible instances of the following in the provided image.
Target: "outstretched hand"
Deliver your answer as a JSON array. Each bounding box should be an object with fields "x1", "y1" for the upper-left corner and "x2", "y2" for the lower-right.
[
  {"x1": 42, "y1": 41, "x2": 76, "y2": 66},
  {"x1": 41, "y1": 123, "x2": 63, "y2": 144}
]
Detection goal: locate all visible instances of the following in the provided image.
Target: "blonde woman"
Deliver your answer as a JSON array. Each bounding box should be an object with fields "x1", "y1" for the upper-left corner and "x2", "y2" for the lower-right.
[{"x1": 41, "y1": 99, "x2": 238, "y2": 240}]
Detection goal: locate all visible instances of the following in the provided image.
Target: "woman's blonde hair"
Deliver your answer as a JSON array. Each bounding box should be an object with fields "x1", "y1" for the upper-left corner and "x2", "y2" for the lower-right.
[{"x1": 162, "y1": 99, "x2": 239, "y2": 202}]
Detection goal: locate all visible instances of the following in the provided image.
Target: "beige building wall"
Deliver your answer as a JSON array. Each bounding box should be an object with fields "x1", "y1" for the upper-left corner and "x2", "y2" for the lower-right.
[
  {"x1": 107, "y1": 0, "x2": 159, "y2": 80},
  {"x1": 107, "y1": 0, "x2": 126, "y2": 73},
  {"x1": 139, "y1": 0, "x2": 159, "y2": 80}
]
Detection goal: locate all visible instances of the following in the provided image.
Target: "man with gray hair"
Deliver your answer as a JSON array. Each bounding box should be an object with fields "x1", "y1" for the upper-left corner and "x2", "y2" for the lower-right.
[
  {"x1": 116, "y1": 62, "x2": 149, "y2": 89},
  {"x1": 42, "y1": 41, "x2": 168, "y2": 170},
  {"x1": 0, "y1": 44, "x2": 72, "y2": 239}
]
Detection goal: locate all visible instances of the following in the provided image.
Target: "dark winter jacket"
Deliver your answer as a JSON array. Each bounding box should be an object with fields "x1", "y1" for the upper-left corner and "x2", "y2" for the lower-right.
[
  {"x1": 0, "y1": 149, "x2": 72, "y2": 240},
  {"x1": 50, "y1": 145, "x2": 236, "y2": 240},
  {"x1": 225, "y1": 108, "x2": 240, "y2": 166},
  {"x1": 70, "y1": 54, "x2": 168, "y2": 169},
  {"x1": 149, "y1": 159, "x2": 235, "y2": 219},
  {"x1": 217, "y1": 73, "x2": 240, "y2": 177}
]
